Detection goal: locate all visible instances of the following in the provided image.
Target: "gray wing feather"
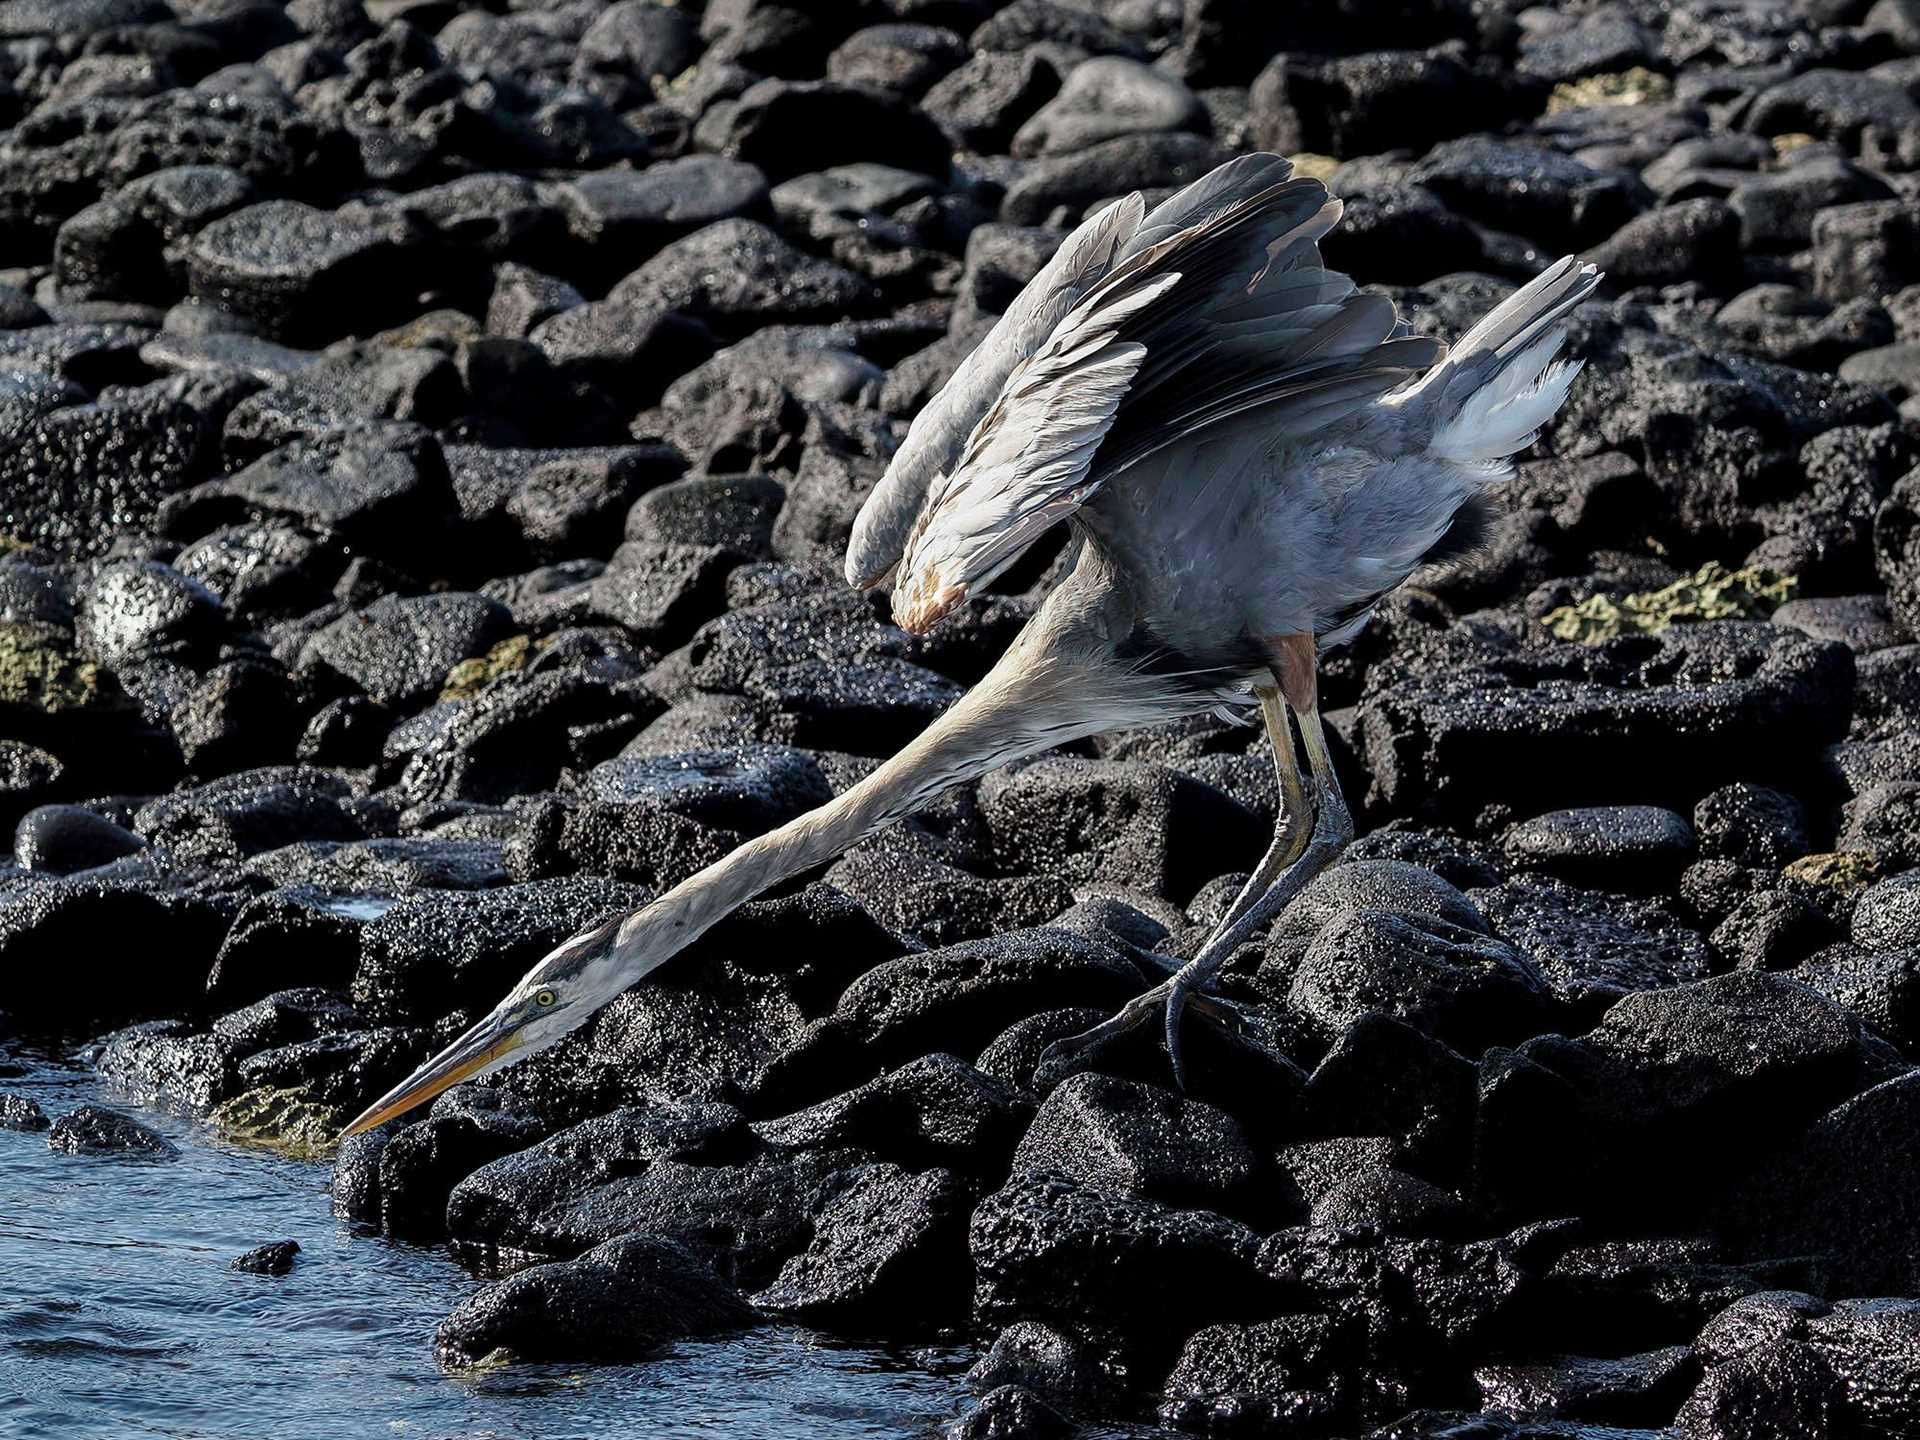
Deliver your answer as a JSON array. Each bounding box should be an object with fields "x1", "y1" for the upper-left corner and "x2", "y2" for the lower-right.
[
  {"x1": 890, "y1": 267, "x2": 1179, "y2": 630},
  {"x1": 844, "y1": 192, "x2": 1147, "y2": 590},
  {"x1": 865, "y1": 151, "x2": 1454, "y2": 633},
  {"x1": 1397, "y1": 254, "x2": 1600, "y2": 421}
]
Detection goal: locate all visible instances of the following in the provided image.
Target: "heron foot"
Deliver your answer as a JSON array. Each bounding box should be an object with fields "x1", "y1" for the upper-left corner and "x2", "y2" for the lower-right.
[
  {"x1": 1034, "y1": 978, "x2": 1173, "y2": 1091},
  {"x1": 1034, "y1": 973, "x2": 1276, "y2": 1092}
]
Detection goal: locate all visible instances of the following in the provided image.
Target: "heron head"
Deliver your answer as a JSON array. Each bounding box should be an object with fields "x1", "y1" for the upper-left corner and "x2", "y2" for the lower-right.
[{"x1": 338, "y1": 915, "x2": 639, "y2": 1140}]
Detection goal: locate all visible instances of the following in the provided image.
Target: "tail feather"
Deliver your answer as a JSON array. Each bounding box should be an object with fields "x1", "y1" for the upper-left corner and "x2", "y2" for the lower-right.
[{"x1": 1403, "y1": 256, "x2": 1602, "y2": 467}]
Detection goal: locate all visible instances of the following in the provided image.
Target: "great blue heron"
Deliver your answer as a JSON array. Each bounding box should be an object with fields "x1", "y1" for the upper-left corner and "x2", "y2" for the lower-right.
[{"x1": 342, "y1": 153, "x2": 1599, "y2": 1138}]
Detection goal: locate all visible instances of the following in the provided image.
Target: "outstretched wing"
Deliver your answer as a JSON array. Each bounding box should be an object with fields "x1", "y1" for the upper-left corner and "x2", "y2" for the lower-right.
[
  {"x1": 890, "y1": 267, "x2": 1179, "y2": 630},
  {"x1": 843, "y1": 192, "x2": 1147, "y2": 591}
]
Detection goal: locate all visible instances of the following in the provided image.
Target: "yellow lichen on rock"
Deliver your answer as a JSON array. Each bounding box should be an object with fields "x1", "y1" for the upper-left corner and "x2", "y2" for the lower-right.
[
  {"x1": 440, "y1": 633, "x2": 535, "y2": 702},
  {"x1": 0, "y1": 620, "x2": 109, "y2": 713},
  {"x1": 208, "y1": 1086, "x2": 345, "y2": 1158},
  {"x1": 1782, "y1": 851, "x2": 1885, "y2": 895},
  {"x1": 1287, "y1": 152, "x2": 1342, "y2": 184},
  {"x1": 1548, "y1": 68, "x2": 1675, "y2": 114},
  {"x1": 1542, "y1": 562, "x2": 1795, "y2": 643}
]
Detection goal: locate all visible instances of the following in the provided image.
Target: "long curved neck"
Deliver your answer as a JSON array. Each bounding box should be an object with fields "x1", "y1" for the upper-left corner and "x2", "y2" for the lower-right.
[{"x1": 611, "y1": 562, "x2": 1145, "y2": 972}]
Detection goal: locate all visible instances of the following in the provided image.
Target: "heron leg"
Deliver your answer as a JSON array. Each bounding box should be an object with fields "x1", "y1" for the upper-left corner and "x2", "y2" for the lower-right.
[
  {"x1": 1033, "y1": 647, "x2": 1356, "y2": 1092},
  {"x1": 1129, "y1": 691, "x2": 1307, "y2": 986},
  {"x1": 1191, "y1": 688, "x2": 1311, "y2": 946},
  {"x1": 1162, "y1": 640, "x2": 1353, "y2": 1088}
]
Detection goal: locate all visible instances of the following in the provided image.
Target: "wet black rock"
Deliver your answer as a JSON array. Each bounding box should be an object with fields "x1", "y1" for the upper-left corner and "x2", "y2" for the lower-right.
[
  {"x1": 1000, "y1": 133, "x2": 1231, "y2": 226},
  {"x1": 1254, "y1": 48, "x2": 1535, "y2": 162},
  {"x1": 1274, "y1": 860, "x2": 1489, "y2": 944},
  {"x1": 161, "y1": 421, "x2": 457, "y2": 565},
  {"x1": 434, "y1": 1233, "x2": 753, "y2": 1366},
  {"x1": 588, "y1": 744, "x2": 831, "y2": 836},
  {"x1": 186, "y1": 200, "x2": 418, "y2": 346},
  {"x1": 1277, "y1": 1135, "x2": 1472, "y2": 1239},
  {"x1": 1502, "y1": 806, "x2": 1696, "y2": 892},
  {"x1": 371, "y1": 1088, "x2": 550, "y2": 1240},
  {"x1": 300, "y1": 592, "x2": 512, "y2": 710},
  {"x1": 1694, "y1": 783, "x2": 1809, "y2": 870},
  {"x1": 1473, "y1": 1345, "x2": 1698, "y2": 1426},
  {"x1": 1853, "y1": 872, "x2": 1920, "y2": 951},
  {"x1": 761, "y1": 929, "x2": 1145, "y2": 1103},
  {"x1": 626, "y1": 473, "x2": 785, "y2": 557},
  {"x1": 1360, "y1": 625, "x2": 1854, "y2": 822},
  {"x1": 47, "y1": 1103, "x2": 178, "y2": 1158},
  {"x1": 77, "y1": 558, "x2": 226, "y2": 670},
  {"x1": 969, "y1": 1170, "x2": 1270, "y2": 1357},
  {"x1": 1298, "y1": 1012, "x2": 1475, "y2": 1170},
  {"x1": 231, "y1": 1240, "x2": 300, "y2": 1275},
  {"x1": 1673, "y1": 1290, "x2": 1920, "y2": 1440},
  {"x1": 0, "y1": 1093, "x2": 49, "y2": 1131},
  {"x1": 96, "y1": 1019, "x2": 243, "y2": 1114},
  {"x1": 0, "y1": 874, "x2": 236, "y2": 1027},
  {"x1": 133, "y1": 766, "x2": 362, "y2": 863},
  {"x1": 947, "y1": 1383, "x2": 1072, "y2": 1440},
  {"x1": 1157, "y1": 1312, "x2": 1347, "y2": 1435},
  {"x1": 353, "y1": 875, "x2": 647, "y2": 1024},
  {"x1": 1878, "y1": 466, "x2": 1920, "y2": 640},
  {"x1": 55, "y1": 164, "x2": 255, "y2": 304},
  {"x1": 1286, "y1": 909, "x2": 1553, "y2": 1056},
  {"x1": 1588, "y1": 198, "x2": 1744, "y2": 292},
  {"x1": 608, "y1": 219, "x2": 876, "y2": 339},
  {"x1": 528, "y1": 300, "x2": 715, "y2": 404},
  {"x1": 827, "y1": 24, "x2": 970, "y2": 100},
  {"x1": 1011, "y1": 1072, "x2": 1257, "y2": 1213},
  {"x1": 172, "y1": 522, "x2": 337, "y2": 622},
  {"x1": 1013, "y1": 57, "x2": 1203, "y2": 158},
  {"x1": 1479, "y1": 972, "x2": 1861, "y2": 1219},
  {"x1": 1712, "y1": 889, "x2": 1835, "y2": 973},
  {"x1": 922, "y1": 49, "x2": 1061, "y2": 155},
  {"x1": 755, "y1": 1053, "x2": 1030, "y2": 1174},
  {"x1": 977, "y1": 758, "x2": 1266, "y2": 907},
  {"x1": 1408, "y1": 137, "x2": 1650, "y2": 249},
  {"x1": 967, "y1": 1319, "x2": 1107, "y2": 1412},
  {"x1": 0, "y1": 741, "x2": 63, "y2": 830},
  {"x1": 751, "y1": 1161, "x2": 972, "y2": 1327},
  {"x1": 703, "y1": 78, "x2": 953, "y2": 181}
]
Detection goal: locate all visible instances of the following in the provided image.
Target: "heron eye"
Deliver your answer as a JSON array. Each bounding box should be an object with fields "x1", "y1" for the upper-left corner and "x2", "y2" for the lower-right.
[{"x1": 535, "y1": 988, "x2": 557, "y2": 1008}]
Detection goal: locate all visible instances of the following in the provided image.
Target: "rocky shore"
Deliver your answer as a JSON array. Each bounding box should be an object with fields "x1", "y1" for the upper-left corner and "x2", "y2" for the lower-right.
[{"x1": 2, "y1": 0, "x2": 1919, "y2": 1434}]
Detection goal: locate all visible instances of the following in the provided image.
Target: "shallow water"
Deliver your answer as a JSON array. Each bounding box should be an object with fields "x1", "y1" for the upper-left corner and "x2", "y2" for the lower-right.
[{"x1": 0, "y1": 1052, "x2": 989, "y2": 1440}]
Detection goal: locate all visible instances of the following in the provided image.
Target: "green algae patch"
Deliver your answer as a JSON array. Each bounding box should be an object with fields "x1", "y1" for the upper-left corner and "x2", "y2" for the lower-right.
[
  {"x1": 1783, "y1": 851, "x2": 1885, "y2": 896},
  {"x1": 439, "y1": 632, "x2": 535, "y2": 702},
  {"x1": 1542, "y1": 563, "x2": 1795, "y2": 644},
  {"x1": 1548, "y1": 68, "x2": 1674, "y2": 114},
  {"x1": 0, "y1": 620, "x2": 111, "y2": 714},
  {"x1": 208, "y1": 1086, "x2": 346, "y2": 1158}
]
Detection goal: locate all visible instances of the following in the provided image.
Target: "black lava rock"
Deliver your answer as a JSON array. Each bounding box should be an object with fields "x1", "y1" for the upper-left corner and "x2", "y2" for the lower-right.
[
  {"x1": 0, "y1": 1094, "x2": 50, "y2": 1131},
  {"x1": 47, "y1": 1104, "x2": 178, "y2": 1158},
  {"x1": 231, "y1": 1240, "x2": 300, "y2": 1275},
  {"x1": 1502, "y1": 806, "x2": 1697, "y2": 892},
  {"x1": 750, "y1": 1161, "x2": 972, "y2": 1328},
  {"x1": 1010, "y1": 1072, "x2": 1257, "y2": 1212},
  {"x1": 434, "y1": 1234, "x2": 753, "y2": 1366},
  {"x1": 12, "y1": 803, "x2": 144, "y2": 874}
]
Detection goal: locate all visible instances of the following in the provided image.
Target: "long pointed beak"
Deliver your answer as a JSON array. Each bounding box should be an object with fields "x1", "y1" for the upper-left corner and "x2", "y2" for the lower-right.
[{"x1": 338, "y1": 1011, "x2": 527, "y2": 1140}]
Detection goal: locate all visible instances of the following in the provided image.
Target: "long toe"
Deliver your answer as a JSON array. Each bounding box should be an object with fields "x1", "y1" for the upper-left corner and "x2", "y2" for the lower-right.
[{"x1": 1033, "y1": 982, "x2": 1170, "y2": 1090}]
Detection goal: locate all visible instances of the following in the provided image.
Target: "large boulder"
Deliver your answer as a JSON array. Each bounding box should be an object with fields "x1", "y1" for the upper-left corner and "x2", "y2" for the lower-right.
[
  {"x1": 1360, "y1": 624, "x2": 1853, "y2": 821},
  {"x1": 434, "y1": 1234, "x2": 752, "y2": 1366}
]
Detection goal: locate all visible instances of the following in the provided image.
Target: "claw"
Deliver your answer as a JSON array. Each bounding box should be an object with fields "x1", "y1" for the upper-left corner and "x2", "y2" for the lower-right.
[
  {"x1": 1034, "y1": 981, "x2": 1169, "y2": 1090},
  {"x1": 1164, "y1": 970, "x2": 1199, "y2": 1091}
]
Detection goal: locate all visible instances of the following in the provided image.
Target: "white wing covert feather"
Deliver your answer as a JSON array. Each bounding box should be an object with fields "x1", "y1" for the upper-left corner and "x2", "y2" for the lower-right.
[
  {"x1": 890, "y1": 270, "x2": 1180, "y2": 631},
  {"x1": 843, "y1": 193, "x2": 1148, "y2": 591}
]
